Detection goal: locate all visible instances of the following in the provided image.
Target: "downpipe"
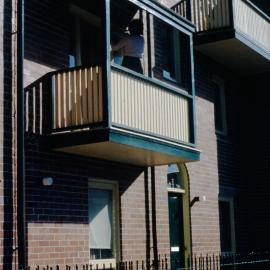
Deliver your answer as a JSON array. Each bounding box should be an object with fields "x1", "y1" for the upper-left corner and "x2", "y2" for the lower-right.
[{"x1": 17, "y1": 0, "x2": 26, "y2": 269}]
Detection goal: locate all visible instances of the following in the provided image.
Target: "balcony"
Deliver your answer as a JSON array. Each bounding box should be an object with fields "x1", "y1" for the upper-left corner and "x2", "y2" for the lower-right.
[
  {"x1": 24, "y1": 0, "x2": 200, "y2": 166},
  {"x1": 173, "y1": 0, "x2": 270, "y2": 73},
  {"x1": 25, "y1": 63, "x2": 199, "y2": 166}
]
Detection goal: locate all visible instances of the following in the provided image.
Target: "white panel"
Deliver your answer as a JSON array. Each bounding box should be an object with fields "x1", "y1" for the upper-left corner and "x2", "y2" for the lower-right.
[{"x1": 111, "y1": 69, "x2": 190, "y2": 143}]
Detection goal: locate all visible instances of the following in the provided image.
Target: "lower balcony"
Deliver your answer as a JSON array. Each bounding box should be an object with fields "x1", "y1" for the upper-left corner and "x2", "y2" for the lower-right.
[{"x1": 25, "y1": 64, "x2": 199, "y2": 166}]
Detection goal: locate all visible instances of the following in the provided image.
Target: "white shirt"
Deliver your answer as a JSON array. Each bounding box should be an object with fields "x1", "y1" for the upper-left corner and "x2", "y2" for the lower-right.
[{"x1": 112, "y1": 35, "x2": 144, "y2": 58}]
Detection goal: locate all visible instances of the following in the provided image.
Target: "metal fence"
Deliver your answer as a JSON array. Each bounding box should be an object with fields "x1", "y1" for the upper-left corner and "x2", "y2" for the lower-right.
[{"x1": 27, "y1": 252, "x2": 270, "y2": 270}]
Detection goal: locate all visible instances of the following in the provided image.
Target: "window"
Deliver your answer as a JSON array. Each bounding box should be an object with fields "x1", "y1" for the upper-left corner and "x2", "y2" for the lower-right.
[
  {"x1": 89, "y1": 180, "x2": 119, "y2": 266},
  {"x1": 162, "y1": 27, "x2": 181, "y2": 84},
  {"x1": 219, "y1": 197, "x2": 236, "y2": 253},
  {"x1": 167, "y1": 164, "x2": 183, "y2": 190},
  {"x1": 153, "y1": 19, "x2": 191, "y2": 90},
  {"x1": 70, "y1": 3, "x2": 103, "y2": 67},
  {"x1": 213, "y1": 78, "x2": 227, "y2": 134}
]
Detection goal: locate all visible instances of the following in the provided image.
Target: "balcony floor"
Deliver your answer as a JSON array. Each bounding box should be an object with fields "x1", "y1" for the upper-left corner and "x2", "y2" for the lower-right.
[{"x1": 48, "y1": 128, "x2": 200, "y2": 166}]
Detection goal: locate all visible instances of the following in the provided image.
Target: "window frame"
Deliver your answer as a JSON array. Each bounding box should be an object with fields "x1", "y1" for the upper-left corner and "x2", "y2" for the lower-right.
[
  {"x1": 88, "y1": 179, "x2": 120, "y2": 267},
  {"x1": 162, "y1": 26, "x2": 182, "y2": 84},
  {"x1": 69, "y1": 3, "x2": 102, "y2": 67},
  {"x1": 212, "y1": 76, "x2": 227, "y2": 135},
  {"x1": 219, "y1": 196, "x2": 236, "y2": 254}
]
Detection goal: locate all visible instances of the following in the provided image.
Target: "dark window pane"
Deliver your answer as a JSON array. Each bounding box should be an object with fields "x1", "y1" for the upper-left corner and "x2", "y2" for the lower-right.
[{"x1": 219, "y1": 201, "x2": 232, "y2": 252}]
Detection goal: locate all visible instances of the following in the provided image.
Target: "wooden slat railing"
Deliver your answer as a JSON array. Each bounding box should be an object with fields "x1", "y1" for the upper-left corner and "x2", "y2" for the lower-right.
[
  {"x1": 25, "y1": 79, "x2": 47, "y2": 135},
  {"x1": 191, "y1": 0, "x2": 270, "y2": 53},
  {"x1": 192, "y1": 0, "x2": 231, "y2": 32},
  {"x1": 172, "y1": 0, "x2": 188, "y2": 20},
  {"x1": 52, "y1": 66, "x2": 103, "y2": 130}
]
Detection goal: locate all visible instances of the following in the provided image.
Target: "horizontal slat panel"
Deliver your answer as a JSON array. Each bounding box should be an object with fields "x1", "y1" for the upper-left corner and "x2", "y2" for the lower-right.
[
  {"x1": 234, "y1": 0, "x2": 270, "y2": 53},
  {"x1": 52, "y1": 66, "x2": 103, "y2": 130},
  {"x1": 111, "y1": 69, "x2": 190, "y2": 143}
]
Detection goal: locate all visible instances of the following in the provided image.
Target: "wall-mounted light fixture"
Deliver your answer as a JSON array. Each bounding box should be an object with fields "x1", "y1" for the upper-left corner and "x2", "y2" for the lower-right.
[
  {"x1": 42, "y1": 177, "x2": 53, "y2": 186},
  {"x1": 190, "y1": 195, "x2": 207, "y2": 207}
]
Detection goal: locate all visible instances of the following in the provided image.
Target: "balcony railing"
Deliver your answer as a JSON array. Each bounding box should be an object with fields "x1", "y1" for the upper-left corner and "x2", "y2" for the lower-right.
[
  {"x1": 192, "y1": 0, "x2": 231, "y2": 32},
  {"x1": 172, "y1": 0, "x2": 189, "y2": 20},
  {"x1": 25, "y1": 64, "x2": 193, "y2": 145},
  {"x1": 111, "y1": 66, "x2": 190, "y2": 144},
  {"x1": 234, "y1": 0, "x2": 270, "y2": 53},
  {"x1": 190, "y1": 0, "x2": 270, "y2": 53},
  {"x1": 52, "y1": 66, "x2": 103, "y2": 130},
  {"x1": 25, "y1": 65, "x2": 104, "y2": 135}
]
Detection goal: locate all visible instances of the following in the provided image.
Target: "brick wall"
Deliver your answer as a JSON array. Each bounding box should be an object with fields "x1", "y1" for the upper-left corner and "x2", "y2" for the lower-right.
[
  {"x1": 0, "y1": 0, "x2": 4, "y2": 266},
  {"x1": 25, "y1": 137, "x2": 170, "y2": 266},
  {"x1": 0, "y1": 0, "x2": 16, "y2": 268},
  {"x1": 24, "y1": 0, "x2": 69, "y2": 86},
  {"x1": 22, "y1": 0, "x2": 259, "y2": 262},
  {"x1": 187, "y1": 52, "x2": 249, "y2": 254},
  {"x1": 2, "y1": 0, "x2": 269, "y2": 268}
]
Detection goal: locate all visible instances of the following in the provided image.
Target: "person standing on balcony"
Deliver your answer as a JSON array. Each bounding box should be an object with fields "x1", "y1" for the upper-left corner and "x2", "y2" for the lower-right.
[{"x1": 111, "y1": 19, "x2": 144, "y2": 74}]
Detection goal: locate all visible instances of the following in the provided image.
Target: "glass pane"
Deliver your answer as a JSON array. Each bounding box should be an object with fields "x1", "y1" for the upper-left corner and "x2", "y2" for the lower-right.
[
  {"x1": 152, "y1": 18, "x2": 191, "y2": 90},
  {"x1": 167, "y1": 164, "x2": 183, "y2": 189},
  {"x1": 110, "y1": 0, "x2": 144, "y2": 74},
  {"x1": 110, "y1": 0, "x2": 192, "y2": 92},
  {"x1": 89, "y1": 188, "x2": 113, "y2": 259}
]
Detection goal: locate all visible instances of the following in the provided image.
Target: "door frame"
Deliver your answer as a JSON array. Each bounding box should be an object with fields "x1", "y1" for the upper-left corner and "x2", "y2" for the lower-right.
[
  {"x1": 219, "y1": 196, "x2": 236, "y2": 254},
  {"x1": 167, "y1": 163, "x2": 191, "y2": 267}
]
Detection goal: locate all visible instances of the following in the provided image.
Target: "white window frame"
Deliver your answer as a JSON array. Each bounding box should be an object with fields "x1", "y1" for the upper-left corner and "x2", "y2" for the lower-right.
[
  {"x1": 88, "y1": 179, "x2": 120, "y2": 268},
  {"x1": 219, "y1": 196, "x2": 236, "y2": 254},
  {"x1": 213, "y1": 76, "x2": 227, "y2": 135}
]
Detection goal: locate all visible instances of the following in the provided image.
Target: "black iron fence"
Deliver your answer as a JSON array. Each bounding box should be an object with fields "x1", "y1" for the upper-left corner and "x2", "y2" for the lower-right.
[{"x1": 27, "y1": 252, "x2": 270, "y2": 270}]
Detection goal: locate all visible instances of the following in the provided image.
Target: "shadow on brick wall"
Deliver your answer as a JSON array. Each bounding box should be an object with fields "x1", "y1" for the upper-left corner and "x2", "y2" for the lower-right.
[{"x1": 3, "y1": 0, "x2": 16, "y2": 268}]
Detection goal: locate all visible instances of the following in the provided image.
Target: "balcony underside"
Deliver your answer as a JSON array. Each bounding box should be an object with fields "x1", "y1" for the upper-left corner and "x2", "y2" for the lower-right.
[
  {"x1": 195, "y1": 31, "x2": 270, "y2": 73},
  {"x1": 48, "y1": 129, "x2": 200, "y2": 166}
]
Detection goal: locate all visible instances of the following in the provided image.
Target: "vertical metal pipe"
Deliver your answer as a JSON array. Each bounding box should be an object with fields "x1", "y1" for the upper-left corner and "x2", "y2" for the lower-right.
[
  {"x1": 102, "y1": 0, "x2": 111, "y2": 128},
  {"x1": 151, "y1": 167, "x2": 158, "y2": 270},
  {"x1": 17, "y1": 0, "x2": 26, "y2": 269},
  {"x1": 146, "y1": 12, "x2": 152, "y2": 78}
]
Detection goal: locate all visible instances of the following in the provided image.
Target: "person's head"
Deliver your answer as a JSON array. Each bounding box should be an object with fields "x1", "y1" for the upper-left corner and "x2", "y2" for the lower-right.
[{"x1": 128, "y1": 19, "x2": 143, "y2": 35}]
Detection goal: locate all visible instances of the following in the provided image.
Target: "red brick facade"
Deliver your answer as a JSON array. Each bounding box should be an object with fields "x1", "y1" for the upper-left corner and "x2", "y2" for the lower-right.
[{"x1": 1, "y1": 0, "x2": 270, "y2": 269}]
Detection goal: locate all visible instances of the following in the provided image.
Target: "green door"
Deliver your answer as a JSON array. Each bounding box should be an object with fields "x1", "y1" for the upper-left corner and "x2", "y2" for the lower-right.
[{"x1": 168, "y1": 193, "x2": 185, "y2": 270}]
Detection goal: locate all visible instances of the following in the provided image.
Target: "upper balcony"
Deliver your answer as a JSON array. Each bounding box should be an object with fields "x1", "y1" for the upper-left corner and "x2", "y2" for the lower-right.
[
  {"x1": 173, "y1": 0, "x2": 270, "y2": 73},
  {"x1": 24, "y1": 0, "x2": 200, "y2": 166}
]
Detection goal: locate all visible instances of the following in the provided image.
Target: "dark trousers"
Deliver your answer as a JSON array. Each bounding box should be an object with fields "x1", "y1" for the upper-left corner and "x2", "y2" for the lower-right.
[{"x1": 122, "y1": 56, "x2": 143, "y2": 74}]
